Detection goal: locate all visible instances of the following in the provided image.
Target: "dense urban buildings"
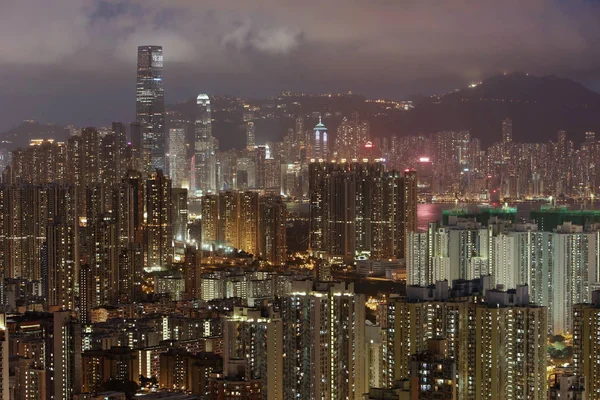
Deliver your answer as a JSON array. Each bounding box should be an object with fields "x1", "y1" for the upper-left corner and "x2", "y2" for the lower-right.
[{"x1": 1, "y1": 42, "x2": 600, "y2": 400}]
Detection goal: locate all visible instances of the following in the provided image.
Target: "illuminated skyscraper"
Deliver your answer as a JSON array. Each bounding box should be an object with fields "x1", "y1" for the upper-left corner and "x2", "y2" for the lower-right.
[
  {"x1": 310, "y1": 117, "x2": 328, "y2": 160},
  {"x1": 136, "y1": 45, "x2": 165, "y2": 173},
  {"x1": 193, "y1": 94, "x2": 216, "y2": 195},
  {"x1": 246, "y1": 121, "x2": 256, "y2": 150},
  {"x1": 167, "y1": 127, "x2": 188, "y2": 188}
]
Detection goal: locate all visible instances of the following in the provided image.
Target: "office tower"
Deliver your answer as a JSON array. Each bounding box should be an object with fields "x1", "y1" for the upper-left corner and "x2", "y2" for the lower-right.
[
  {"x1": 171, "y1": 188, "x2": 188, "y2": 242},
  {"x1": 280, "y1": 280, "x2": 366, "y2": 400},
  {"x1": 310, "y1": 117, "x2": 328, "y2": 160},
  {"x1": 502, "y1": 117, "x2": 512, "y2": 143},
  {"x1": 573, "y1": 290, "x2": 600, "y2": 399},
  {"x1": 223, "y1": 307, "x2": 283, "y2": 400},
  {"x1": 193, "y1": 94, "x2": 216, "y2": 195},
  {"x1": 0, "y1": 314, "x2": 8, "y2": 400},
  {"x1": 259, "y1": 195, "x2": 287, "y2": 265},
  {"x1": 416, "y1": 157, "x2": 433, "y2": 194},
  {"x1": 409, "y1": 339, "x2": 457, "y2": 400},
  {"x1": 136, "y1": 45, "x2": 165, "y2": 173},
  {"x1": 168, "y1": 127, "x2": 187, "y2": 188},
  {"x1": 246, "y1": 121, "x2": 256, "y2": 150},
  {"x1": 309, "y1": 162, "x2": 417, "y2": 262},
  {"x1": 385, "y1": 282, "x2": 546, "y2": 400},
  {"x1": 145, "y1": 169, "x2": 172, "y2": 269}
]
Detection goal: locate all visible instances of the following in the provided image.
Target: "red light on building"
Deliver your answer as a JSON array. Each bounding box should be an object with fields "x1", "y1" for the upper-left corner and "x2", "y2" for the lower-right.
[{"x1": 364, "y1": 141, "x2": 373, "y2": 148}]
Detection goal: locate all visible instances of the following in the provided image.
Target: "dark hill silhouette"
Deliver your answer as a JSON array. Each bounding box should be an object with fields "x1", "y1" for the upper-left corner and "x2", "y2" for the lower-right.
[{"x1": 393, "y1": 73, "x2": 600, "y2": 144}]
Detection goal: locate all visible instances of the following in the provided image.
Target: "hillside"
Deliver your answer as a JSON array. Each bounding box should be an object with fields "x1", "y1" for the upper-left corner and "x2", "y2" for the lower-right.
[
  {"x1": 396, "y1": 73, "x2": 600, "y2": 144},
  {"x1": 0, "y1": 121, "x2": 70, "y2": 149}
]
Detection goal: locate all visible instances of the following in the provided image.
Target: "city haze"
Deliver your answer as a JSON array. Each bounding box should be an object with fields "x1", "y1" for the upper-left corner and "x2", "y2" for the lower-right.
[{"x1": 2, "y1": 0, "x2": 600, "y2": 129}]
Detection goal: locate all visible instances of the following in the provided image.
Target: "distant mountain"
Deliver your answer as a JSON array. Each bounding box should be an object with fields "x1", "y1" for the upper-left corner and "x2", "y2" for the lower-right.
[
  {"x1": 0, "y1": 121, "x2": 70, "y2": 149},
  {"x1": 390, "y1": 72, "x2": 600, "y2": 145},
  {"x1": 4, "y1": 73, "x2": 598, "y2": 151}
]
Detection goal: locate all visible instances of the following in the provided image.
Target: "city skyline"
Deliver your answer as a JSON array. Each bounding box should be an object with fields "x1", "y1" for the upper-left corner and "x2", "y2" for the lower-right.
[
  {"x1": 3, "y1": 1, "x2": 600, "y2": 129},
  {"x1": 4, "y1": 3, "x2": 600, "y2": 399}
]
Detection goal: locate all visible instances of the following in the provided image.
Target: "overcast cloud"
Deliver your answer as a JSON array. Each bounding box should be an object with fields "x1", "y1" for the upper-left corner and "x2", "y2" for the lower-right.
[{"x1": 1, "y1": 0, "x2": 600, "y2": 129}]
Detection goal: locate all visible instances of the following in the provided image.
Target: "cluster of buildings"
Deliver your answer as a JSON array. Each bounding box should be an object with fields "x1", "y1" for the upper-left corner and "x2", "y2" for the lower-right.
[
  {"x1": 1, "y1": 43, "x2": 600, "y2": 399},
  {"x1": 388, "y1": 119, "x2": 600, "y2": 201},
  {"x1": 407, "y1": 207, "x2": 600, "y2": 335}
]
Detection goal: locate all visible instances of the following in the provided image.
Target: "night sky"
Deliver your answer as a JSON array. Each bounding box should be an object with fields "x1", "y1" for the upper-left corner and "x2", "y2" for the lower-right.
[{"x1": 2, "y1": 0, "x2": 600, "y2": 130}]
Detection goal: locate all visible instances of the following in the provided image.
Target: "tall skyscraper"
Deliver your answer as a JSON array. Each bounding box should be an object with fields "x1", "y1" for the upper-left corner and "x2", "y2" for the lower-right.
[
  {"x1": 136, "y1": 45, "x2": 165, "y2": 173},
  {"x1": 310, "y1": 117, "x2": 328, "y2": 160},
  {"x1": 167, "y1": 127, "x2": 187, "y2": 188},
  {"x1": 193, "y1": 94, "x2": 216, "y2": 195}
]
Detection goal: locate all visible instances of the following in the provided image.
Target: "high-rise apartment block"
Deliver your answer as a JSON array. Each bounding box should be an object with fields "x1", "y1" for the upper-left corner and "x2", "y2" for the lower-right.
[
  {"x1": 280, "y1": 280, "x2": 366, "y2": 399},
  {"x1": 573, "y1": 290, "x2": 600, "y2": 400},
  {"x1": 201, "y1": 192, "x2": 286, "y2": 264},
  {"x1": 309, "y1": 162, "x2": 416, "y2": 262},
  {"x1": 384, "y1": 281, "x2": 547, "y2": 400}
]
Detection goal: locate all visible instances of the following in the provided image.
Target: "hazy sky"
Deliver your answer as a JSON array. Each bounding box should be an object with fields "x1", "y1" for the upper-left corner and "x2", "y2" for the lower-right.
[{"x1": 2, "y1": 0, "x2": 600, "y2": 130}]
